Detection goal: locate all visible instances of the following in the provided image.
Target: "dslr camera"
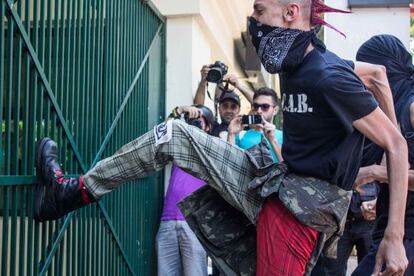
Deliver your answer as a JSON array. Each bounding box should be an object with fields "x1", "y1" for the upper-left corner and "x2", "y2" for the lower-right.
[
  {"x1": 183, "y1": 105, "x2": 215, "y2": 131},
  {"x1": 206, "y1": 61, "x2": 228, "y2": 83},
  {"x1": 185, "y1": 116, "x2": 203, "y2": 129}
]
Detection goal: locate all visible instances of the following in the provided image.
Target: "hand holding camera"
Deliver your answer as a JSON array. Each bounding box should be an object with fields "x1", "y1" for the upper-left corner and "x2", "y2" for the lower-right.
[
  {"x1": 228, "y1": 115, "x2": 263, "y2": 136},
  {"x1": 178, "y1": 106, "x2": 200, "y2": 120},
  {"x1": 223, "y1": 74, "x2": 241, "y2": 90},
  {"x1": 200, "y1": 65, "x2": 210, "y2": 83},
  {"x1": 206, "y1": 61, "x2": 228, "y2": 84},
  {"x1": 261, "y1": 120, "x2": 277, "y2": 141}
]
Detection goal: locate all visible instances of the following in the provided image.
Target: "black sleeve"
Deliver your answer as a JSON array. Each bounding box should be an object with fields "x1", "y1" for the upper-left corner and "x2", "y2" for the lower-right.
[
  {"x1": 318, "y1": 70, "x2": 378, "y2": 133},
  {"x1": 343, "y1": 59, "x2": 355, "y2": 69}
]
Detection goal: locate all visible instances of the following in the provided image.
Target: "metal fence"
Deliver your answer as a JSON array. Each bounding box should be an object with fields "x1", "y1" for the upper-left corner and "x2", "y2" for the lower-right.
[{"x1": 0, "y1": 0, "x2": 165, "y2": 275}]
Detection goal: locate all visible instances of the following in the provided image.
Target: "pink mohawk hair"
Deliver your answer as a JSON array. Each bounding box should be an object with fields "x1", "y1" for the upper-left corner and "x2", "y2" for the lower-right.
[{"x1": 311, "y1": 0, "x2": 351, "y2": 38}]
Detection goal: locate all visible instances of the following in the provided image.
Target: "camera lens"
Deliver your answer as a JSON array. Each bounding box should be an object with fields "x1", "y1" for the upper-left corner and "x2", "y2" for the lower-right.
[{"x1": 206, "y1": 69, "x2": 223, "y2": 83}]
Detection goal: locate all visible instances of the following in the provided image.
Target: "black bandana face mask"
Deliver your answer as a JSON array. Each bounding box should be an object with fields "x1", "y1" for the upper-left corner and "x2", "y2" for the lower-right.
[{"x1": 248, "y1": 17, "x2": 325, "y2": 73}]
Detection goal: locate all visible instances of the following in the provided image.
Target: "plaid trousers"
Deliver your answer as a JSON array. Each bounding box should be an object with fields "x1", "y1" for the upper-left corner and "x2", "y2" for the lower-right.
[
  {"x1": 83, "y1": 119, "x2": 352, "y2": 275},
  {"x1": 83, "y1": 119, "x2": 264, "y2": 223}
]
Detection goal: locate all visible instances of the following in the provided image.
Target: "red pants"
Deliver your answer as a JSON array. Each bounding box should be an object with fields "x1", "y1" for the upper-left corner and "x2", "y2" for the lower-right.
[{"x1": 256, "y1": 197, "x2": 319, "y2": 276}]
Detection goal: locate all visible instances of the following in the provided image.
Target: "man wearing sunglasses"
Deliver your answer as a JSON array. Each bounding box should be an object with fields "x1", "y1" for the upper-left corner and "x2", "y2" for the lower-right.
[{"x1": 228, "y1": 88, "x2": 283, "y2": 163}]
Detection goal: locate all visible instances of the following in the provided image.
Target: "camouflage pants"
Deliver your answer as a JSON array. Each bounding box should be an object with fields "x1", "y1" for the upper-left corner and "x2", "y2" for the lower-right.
[{"x1": 83, "y1": 119, "x2": 264, "y2": 223}]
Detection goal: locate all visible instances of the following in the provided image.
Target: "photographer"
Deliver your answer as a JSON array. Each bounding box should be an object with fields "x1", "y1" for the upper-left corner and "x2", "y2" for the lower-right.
[
  {"x1": 227, "y1": 88, "x2": 283, "y2": 163},
  {"x1": 156, "y1": 105, "x2": 214, "y2": 276},
  {"x1": 194, "y1": 63, "x2": 255, "y2": 139}
]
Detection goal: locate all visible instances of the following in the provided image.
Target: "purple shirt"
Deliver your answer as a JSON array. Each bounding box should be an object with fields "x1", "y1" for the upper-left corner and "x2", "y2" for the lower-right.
[{"x1": 161, "y1": 165, "x2": 206, "y2": 221}]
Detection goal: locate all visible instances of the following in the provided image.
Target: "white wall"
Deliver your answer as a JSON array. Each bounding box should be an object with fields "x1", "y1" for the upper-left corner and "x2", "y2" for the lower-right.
[
  {"x1": 153, "y1": 0, "x2": 254, "y2": 112},
  {"x1": 151, "y1": 0, "x2": 254, "y2": 190},
  {"x1": 325, "y1": 0, "x2": 410, "y2": 60},
  {"x1": 165, "y1": 17, "x2": 196, "y2": 110}
]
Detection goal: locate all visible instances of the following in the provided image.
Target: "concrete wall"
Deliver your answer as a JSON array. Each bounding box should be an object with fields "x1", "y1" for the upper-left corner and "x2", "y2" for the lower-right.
[{"x1": 325, "y1": 0, "x2": 410, "y2": 60}]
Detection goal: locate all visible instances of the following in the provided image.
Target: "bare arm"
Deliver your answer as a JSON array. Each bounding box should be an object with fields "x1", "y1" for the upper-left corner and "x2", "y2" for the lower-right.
[
  {"x1": 225, "y1": 74, "x2": 255, "y2": 103},
  {"x1": 268, "y1": 138, "x2": 283, "y2": 162},
  {"x1": 354, "y1": 62, "x2": 397, "y2": 126},
  {"x1": 193, "y1": 65, "x2": 210, "y2": 105},
  {"x1": 236, "y1": 83, "x2": 254, "y2": 103},
  {"x1": 353, "y1": 107, "x2": 408, "y2": 275},
  {"x1": 356, "y1": 165, "x2": 414, "y2": 192}
]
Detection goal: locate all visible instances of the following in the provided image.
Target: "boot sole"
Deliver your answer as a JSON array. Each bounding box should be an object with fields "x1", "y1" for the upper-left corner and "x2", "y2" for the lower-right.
[{"x1": 34, "y1": 138, "x2": 52, "y2": 222}]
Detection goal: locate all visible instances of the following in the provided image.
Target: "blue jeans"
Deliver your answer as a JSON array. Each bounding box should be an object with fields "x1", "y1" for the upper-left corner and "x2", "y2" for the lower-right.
[
  {"x1": 311, "y1": 218, "x2": 375, "y2": 276},
  {"x1": 156, "y1": 220, "x2": 207, "y2": 276},
  {"x1": 352, "y1": 238, "x2": 414, "y2": 275}
]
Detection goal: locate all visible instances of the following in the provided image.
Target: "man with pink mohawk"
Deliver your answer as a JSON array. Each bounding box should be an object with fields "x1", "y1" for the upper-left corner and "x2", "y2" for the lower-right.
[
  {"x1": 33, "y1": 0, "x2": 408, "y2": 275},
  {"x1": 247, "y1": 0, "x2": 407, "y2": 275}
]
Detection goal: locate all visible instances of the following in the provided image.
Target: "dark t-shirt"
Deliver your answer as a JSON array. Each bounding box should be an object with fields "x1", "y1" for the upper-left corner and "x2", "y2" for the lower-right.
[
  {"x1": 211, "y1": 121, "x2": 229, "y2": 138},
  {"x1": 280, "y1": 49, "x2": 378, "y2": 191},
  {"x1": 374, "y1": 96, "x2": 414, "y2": 240}
]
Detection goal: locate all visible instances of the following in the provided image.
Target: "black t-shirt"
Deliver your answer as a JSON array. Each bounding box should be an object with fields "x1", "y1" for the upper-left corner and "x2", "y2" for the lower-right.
[
  {"x1": 280, "y1": 49, "x2": 378, "y2": 191},
  {"x1": 374, "y1": 96, "x2": 414, "y2": 240},
  {"x1": 211, "y1": 121, "x2": 229, "y2": 138}
]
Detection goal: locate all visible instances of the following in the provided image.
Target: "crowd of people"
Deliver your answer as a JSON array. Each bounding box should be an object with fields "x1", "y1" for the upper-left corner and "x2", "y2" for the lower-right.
[{"x1": 32, "y1": 0, "x2": 414, "y2": 275}]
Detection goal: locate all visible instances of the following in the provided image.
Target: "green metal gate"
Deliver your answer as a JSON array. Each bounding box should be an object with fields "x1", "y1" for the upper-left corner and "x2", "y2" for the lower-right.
[{"x1": 0, "y1": 0, "x2": 165, "y2": 275}]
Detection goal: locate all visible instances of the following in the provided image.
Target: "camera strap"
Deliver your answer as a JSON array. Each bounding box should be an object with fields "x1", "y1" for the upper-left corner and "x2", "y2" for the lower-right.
[{"x1": 206, "y1": 83, "x2": 219, "y2": 121}]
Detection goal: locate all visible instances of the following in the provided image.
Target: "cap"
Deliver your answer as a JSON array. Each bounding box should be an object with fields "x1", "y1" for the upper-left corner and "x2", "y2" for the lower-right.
[{"x1": 219, "y1": 91, "x2": 240, "y2": 106}]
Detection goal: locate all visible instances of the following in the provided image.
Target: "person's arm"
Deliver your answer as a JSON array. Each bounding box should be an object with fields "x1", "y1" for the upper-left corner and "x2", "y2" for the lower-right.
[
  {"x1": 261, "y1": 120, "x2": 283, "y2": 162},
  {"x1": 356, "y1": 165, "x2": 414, "y2": 192},
  {"x1": 353, "y1": 62, "x2": 398, "y2": 126},
  {"x1": 268, "y1": 138, "x2": 283, "y2": 162},
  {"x1": 353, "y1": 107, "x2": 408, "y2": 275},
  {"x1": 176, "y1": 105, "x2": 199, "y2": 119},
  {"x1": 225, "y1": 74, "x2": 255, "y2": 103},
  {"x1": 193, "y1": 65, "x2": 210, "y2": 105}
]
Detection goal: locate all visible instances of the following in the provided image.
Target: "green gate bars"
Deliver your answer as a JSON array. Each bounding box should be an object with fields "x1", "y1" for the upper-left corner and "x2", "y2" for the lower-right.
[{"x1": 0, "y1": 0, "x2": 166, "y2": 275}]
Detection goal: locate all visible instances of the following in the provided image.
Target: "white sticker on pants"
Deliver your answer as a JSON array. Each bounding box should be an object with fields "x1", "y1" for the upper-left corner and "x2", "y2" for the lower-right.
[{"x1": 154, "y1": 120, "x2": 172, "y2": 145}]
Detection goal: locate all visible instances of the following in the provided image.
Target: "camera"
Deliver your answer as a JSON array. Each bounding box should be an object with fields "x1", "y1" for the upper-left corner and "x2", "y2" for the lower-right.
[
  {"x1": 185, "y1": 117, "x2": 203, "y2": 129},
  {"x1": 242, "y1": 115, "x2": 262, "y2": 125},
  {"x1": 206, "y1": 61, "x2": 228, "y2": 83},
  {"x1": 183, "y1": 105, "x2": 215, "y2": 131}
]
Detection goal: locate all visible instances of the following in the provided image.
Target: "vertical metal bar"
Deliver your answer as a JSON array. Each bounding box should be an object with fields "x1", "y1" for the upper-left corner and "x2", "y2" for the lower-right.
[
  {"x1": 47, "y1": 1, "x2": 60, "y2": 139},
  {"x1": 84, "y1": 0, "x2": 91, "y2": 166},
  {"x1": 5, "y1": 0, "x2": 14, "y2": 176},
  {"x1": 96, "y1": 0, "x2": 104, "y2": 159},
  {"x1": 98, "y1": 212, "x2": 102, "y2": 276},
  {"x1": 71, "y1": 216, "x2": 76, "y2": 275},
  {"x1": 20, "y1": 1, "x2": 31, "y2": 272},
  {"x1": 0, "y1": 0, "x2": 4, "y2": 178},
  {"x1": 10, "y1": 4, "x2": 23, "y2": 274},
  {"x1": 2, "y1": 3, "x2": 14, "y2": 274},
  {"x1": 75, "y1": 0, "x2": 82, "y2": 159},
  {"x1": 66, "y1": 218, "x2": 72, "y2": 276},
  {"x1": 57, "y1": 0, "x2": 67, "y2": 174},
  {"x1": 1, "y1": 186, "x2": 10, "y2": 276},
  {"x1": 32, "y1": 0, "x2": 41, "y2": 272},
  {"x1": 9, "y1": 187, "x2": 18, "y2": 273},
  {"x1": 12, "y1": 0, "x2": 22, "y2": 176},
  {"x1": 68, "y1": 0, "x2": 76, "y2": 173},
  {"x1": 57, "y1": 221, "x2": 65, "y2": 276},
  {"x1": 79, "y1": 0, "x2": 87, "y2": 159},
  {"x1": 90, "y1": 0, "x2": 97, "y2": 158}
]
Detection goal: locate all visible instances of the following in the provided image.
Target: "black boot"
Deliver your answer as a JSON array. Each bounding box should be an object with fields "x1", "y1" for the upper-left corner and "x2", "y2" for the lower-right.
[{"x1": 34, "y1": 138, "x2": 95, "y2": 222}]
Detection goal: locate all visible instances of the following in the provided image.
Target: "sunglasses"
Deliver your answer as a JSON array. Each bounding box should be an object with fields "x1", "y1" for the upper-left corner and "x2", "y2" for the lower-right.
[{"x1": 251, "y1": 103, "x2": 274, "y2": 111}]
